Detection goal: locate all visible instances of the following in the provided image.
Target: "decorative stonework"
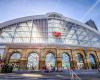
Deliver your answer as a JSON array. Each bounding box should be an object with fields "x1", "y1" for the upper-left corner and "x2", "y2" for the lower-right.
[{"x1": 2, "y1": 46, "x2": 100, "y2": 70}]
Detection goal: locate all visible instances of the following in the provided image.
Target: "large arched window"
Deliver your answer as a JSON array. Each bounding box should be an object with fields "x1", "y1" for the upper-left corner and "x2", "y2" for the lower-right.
[
  {"x1": 45, "y1": 53, "x2": 55, "y2": 69},
  {"x1": 76, "y1": 53, "x2": 84, "y2": 69},
  {"x1": 10, "y1": 52, "x2": 21, "y2": 71},
  {"x1": 61, "y1": 53, "x2": 70, "y2": 70},
  {"x1": 27, "y1": 52, "x2": 39, "y2": 71},
  {"x1": 89, "y1": 54, "x2": 97, "y2": 69}
]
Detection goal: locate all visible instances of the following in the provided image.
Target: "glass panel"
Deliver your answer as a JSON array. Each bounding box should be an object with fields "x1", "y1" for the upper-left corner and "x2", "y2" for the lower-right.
[
  {"x1": 27, "y1": 21, "x2": 33, "y2": 26},
  {"x1": 3, "y1": 26, "x2": 16, "y2": 31},
  {"x1": 76, "y1": 54, "x2": 84, "y2": 69},
  {"x1": 31, "y1": 38, "x2": 44, "y2": 43},
  {"x1": 45, "y1": 53, "x2": 55, "y2": 70},
  {"x1": 0, "y1": 37, "x2": 12, "y2": 43},
  {"x1": 32, "y1": 32, "x2": 42, "y2": 38},
  {"x1": 16, "y1": 26, "x2": 31, "y2": 31},
  {"x1": 15, "y1": 31, "x2": 30, "y2": 38},
  {"x1": 89, "y1": 54, "x2": 95, "y2": 64},
  {"x1": 1, "y1": 32, "x2": 14, "y2": 38},
  {"x1": 0, "y1": 49, "x2": 5, "y2": 59},
  {"x1": 10, "y1": 53, "x2": 21, "y2": 60},
  {"x1": 19, "y1": 23, "x2": 27, "y2": 27},
  {"x1": 89, "y1": 54, "x2": 97, "y2": 69},
  {"x1": 27, "y1": 53, "x2": 39, "y2": 71},
  {"x1": 0, "y1": 19, "x2": 100, "y2": 47},
  {"x1": 13, "y1": 38, "x2": 23, "y2": 43},
  {"x1": 61, "y1": 53, "x2": 70, "y2": 70},
  {"x1": 48, "y1": 19, "x2": 66, "y2": 44}
]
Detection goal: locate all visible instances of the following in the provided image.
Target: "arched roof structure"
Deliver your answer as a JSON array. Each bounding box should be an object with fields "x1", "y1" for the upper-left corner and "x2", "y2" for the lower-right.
[{"x1": 0, "y1": 12, "x2": 100, "y2": 48}]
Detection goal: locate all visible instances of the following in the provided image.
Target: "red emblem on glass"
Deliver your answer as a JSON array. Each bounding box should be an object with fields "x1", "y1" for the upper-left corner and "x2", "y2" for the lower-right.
[{"x1": 52, "y1": 32, "x2": 61, "y2": 38}]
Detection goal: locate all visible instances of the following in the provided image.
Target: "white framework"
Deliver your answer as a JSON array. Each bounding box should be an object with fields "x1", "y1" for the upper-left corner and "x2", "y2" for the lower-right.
[{"x1": 0, "y1": 12, "x2": 100, "y2": 48}]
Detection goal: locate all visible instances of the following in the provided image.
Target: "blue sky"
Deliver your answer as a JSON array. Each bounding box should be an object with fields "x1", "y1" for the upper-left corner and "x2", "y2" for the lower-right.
[{"x1": 0, "y1": 0, "x2": 100, "y2": 30}]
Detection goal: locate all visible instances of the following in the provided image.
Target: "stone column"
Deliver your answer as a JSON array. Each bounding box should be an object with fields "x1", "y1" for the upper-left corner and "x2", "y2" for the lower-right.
[
  {"x1": 95, "y1": 51, "x2": 100, "y2": 69},
  {"x1": 3, "y1": 47, "x2": 9, "y2": 64},
  {"x1": 19, "y1": 49, "x2": 27, "y2": 71},
  {"x1": 83, "y1": 50, "x2": 90, "y2": 69},
  {"x1": 56, "y1": 57, "x2": 62, "y2": 71},
  {"x1": 98, "y1": 57, "x2": 100, "y2": 69},
  {"x1": 84, "y1": 58, "x2": 90, "y2": 69},
  {"x1": 70, "y1": 59, "x2": 77, "y2": 70},
  {"x1": 71, "y1": 49, "x2": 77, "y2": 70},
  {"x1": 39, "y1": 58, "x2": 45, "y2": 70},
  {"x1": 39, "y1": 48, "x2": 45, "y2": 70},
  {"x1": 82, "y1": 50, "x2": 89, "y2": 69}
]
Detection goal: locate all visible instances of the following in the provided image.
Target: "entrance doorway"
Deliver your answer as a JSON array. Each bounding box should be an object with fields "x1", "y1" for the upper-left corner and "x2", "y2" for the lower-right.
[
  {"x1": 45, "y1": 53, "x2": 55, "y2": 71},
  {"x1": 89, "y1": 54, "x2": 97, "y2": 69},
  {"x1": 10, "y1": 53, "x2": 21, "y2": 71},
  {"x1": 27, "y1": 52, "x2": 39, "y2": 71},
  {"x1": 61, "y1": 53, "x2": 70, "y2": 70},
  {"x1": 76, "y1": 53, "x2": 84, "y2": 69}
]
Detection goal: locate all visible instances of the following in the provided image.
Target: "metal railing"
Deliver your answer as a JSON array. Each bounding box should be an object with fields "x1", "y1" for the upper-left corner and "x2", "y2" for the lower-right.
[{"x1": 70, "y1": 69, "x2": 82, "y2": 80}]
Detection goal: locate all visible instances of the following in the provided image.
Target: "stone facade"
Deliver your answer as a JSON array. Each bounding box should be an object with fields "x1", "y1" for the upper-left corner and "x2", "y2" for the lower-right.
[{"x1": 2, "y1": 45, "x2": 100, "y2": 71}]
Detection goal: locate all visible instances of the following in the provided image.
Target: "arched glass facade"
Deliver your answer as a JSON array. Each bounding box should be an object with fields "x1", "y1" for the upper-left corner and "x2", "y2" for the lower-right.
[
  {"x1": 61, "y1": 53, "x2": 70, "y2": 70},
  {"x1": 0, "y1": 13, "x2": 100, "y2": 48},
  {"x1": 27, "y1": 52, "x2": 39, "y2": 70}
]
